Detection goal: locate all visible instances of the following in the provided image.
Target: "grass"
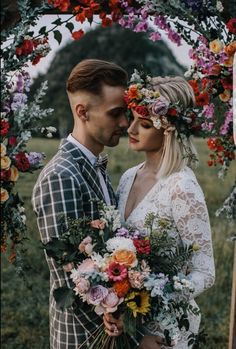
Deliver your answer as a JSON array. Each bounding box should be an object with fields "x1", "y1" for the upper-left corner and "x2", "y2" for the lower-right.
[{"x1": 1, "y1": 137, "x2": 235, "y2": 349}]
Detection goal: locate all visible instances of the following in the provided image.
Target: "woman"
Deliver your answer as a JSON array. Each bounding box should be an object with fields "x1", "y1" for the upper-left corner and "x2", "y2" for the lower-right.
[{"x1": 104, "y1": 73, "x2": 215, "y2": 349}]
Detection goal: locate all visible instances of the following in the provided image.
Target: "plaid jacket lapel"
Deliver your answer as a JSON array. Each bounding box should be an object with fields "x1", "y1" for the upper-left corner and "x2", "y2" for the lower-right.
[{"x1": 60, "y1": 139, "x2": 111, "y2": 203}]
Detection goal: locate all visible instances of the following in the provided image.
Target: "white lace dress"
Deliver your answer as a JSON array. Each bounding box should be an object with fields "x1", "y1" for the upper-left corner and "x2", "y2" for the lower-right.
[{"x1": 117, "y1": 164, "x2": 215, "y2": 348}]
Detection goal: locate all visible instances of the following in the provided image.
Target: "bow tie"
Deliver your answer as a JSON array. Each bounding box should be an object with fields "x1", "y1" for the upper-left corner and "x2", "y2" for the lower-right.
[{"x1": 94, "y1": 154, "x2": 108, "y2": 172}]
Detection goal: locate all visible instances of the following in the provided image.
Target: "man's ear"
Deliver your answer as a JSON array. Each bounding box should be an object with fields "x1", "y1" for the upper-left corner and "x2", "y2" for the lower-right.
[{"x1": 75, "y1": 104, "x2": 88, "y2": 121}]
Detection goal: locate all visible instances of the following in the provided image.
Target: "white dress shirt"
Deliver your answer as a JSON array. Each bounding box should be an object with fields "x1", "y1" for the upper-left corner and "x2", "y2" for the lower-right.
[{"x1": 67, "y1": 134, "x2": 111, "y2": 205}]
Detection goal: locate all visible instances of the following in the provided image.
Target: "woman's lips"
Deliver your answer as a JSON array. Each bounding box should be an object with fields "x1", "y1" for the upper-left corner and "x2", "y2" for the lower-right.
[{"x1": 129, "y1": 136, "x2": 139, "y2": 143}]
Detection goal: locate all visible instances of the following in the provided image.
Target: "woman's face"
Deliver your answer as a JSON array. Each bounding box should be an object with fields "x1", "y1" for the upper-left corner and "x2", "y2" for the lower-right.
[{"x1": 127, "y1": 109, "x2": 164, "y2": 152}]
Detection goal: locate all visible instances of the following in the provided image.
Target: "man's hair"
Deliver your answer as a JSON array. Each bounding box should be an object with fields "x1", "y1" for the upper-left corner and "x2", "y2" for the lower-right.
[{"x1": 66, "y1": 59, "x2": 128, "y2": 95}]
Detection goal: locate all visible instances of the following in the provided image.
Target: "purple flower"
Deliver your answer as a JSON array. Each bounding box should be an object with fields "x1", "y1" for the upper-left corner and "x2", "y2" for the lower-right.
[
  {"x1": 26, "y1": 152, "x2": 45, "y2": 165},
  {"x1": 167, "y1": 29, "x2": 181, "y2": 46},
  {"x1": 220, "y1": 109, "x2": 233, "y2": 135},
  {"x1": 116, "y1": 227, "x2": 129, "y2": 237},
  {"x1": 86, "y1": 285, "x2": 108, "y2": 306},
  {"x1": 203, "y1": 103, "x2": 214, "y2": 119},
  {"x1": 134, "y1": 21, "x2": 148, "y2": 33},
  {"x1": 149, "y1": 32, "x2": 161, "y2": 42},
  {"x1": 151, "y1": 96, "x2": 170, "y2": 116},
  {"x1": 16, "y1": 74, "x2": 24, "y2": 93},
  {"x1": 154, "y1": 15, "x2": 168, "y2": 30},
  {"x1": 11, "y1": 93, "x2": 28, "y2": 111}
]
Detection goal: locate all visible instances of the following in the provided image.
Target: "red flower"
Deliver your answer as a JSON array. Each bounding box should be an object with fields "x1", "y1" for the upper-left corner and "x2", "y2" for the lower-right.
[
  {"x1": 0, "y1": 119, "x2": 10, "y2": 137},
  {"x1": 201, "y1": 77, "x2": 211, "y2": 90},
  {"x1": 102, "y1": 17, "x2": 113, "y2": 27},
  {"x1": 207, "y1": 160, "x2": 214, "y2": 167},
  {"x1": 75, "y1": 11, "x2": 86, "y2": 23},
  {"x1": 209, "y1": 64, "x2": 222, "y2": 76},
  {"x1": 32, "y1": 55, "x2": 42, "y2": 65},
  {"x1": 188, "y1": 80, "x2": 199, "y2": 94},
  {"x1": 0, "y1": 169, "x2": 11, "y2": 181},
  {"x1": 133, "y1": 239, "x2": 151, "y2": 255},
  {"x1": 8, "y1": 136, "x2": 17, "y2": 147},
  {"x1": 48, "y1": 0, "x2": 70, "y2": 12},
  {"x1": 207, "y1": 138, "x2": 217, "y2": 151},
  {"x1": 15, "y1": 152, "x2": 30, "y2": 172},
  {"x1": 16, "y1": 39, "x2": 34, "y2": 56},
  {"x1": 226, "y1": 18, "x2": 236, "y2": 35},
  {"x1": 195, "y1": 92, "x2": 210, "y2": 106},
  {"x1": 135, "y1": 105, "x2": 149, "y2": 117},
  {"x1": 221, "y1": 77, "x2": 233, "y2": 90},
  {"x1": 72, "y1": 30, "x2": 84, "y2": 40},
  {"x1": 167, "y1": 108, "x2": 177, "y2": 117}
]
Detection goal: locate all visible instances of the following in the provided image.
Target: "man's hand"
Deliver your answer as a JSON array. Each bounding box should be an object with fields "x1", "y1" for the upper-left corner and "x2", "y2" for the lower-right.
[
  {"x1": 103, "y1": 313, "x2": 123, "y2": 337},
  {"x1": 138, "y1": 335, "x2": 166, "y2": 349}
]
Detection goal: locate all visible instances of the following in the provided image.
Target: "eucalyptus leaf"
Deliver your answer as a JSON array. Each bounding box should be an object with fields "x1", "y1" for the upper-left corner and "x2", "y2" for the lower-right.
[{"x1": 53, "y1": 30, "x2": 62, "y2": 45}]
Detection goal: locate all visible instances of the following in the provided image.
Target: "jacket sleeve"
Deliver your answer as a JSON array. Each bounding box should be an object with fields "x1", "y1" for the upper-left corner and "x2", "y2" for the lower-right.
[{"x1": 32, "y1": 171, "x2": 83, "y2": 289}]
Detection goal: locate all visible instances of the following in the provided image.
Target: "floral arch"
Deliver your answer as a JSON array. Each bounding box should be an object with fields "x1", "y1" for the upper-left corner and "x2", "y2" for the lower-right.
[{"x1": 1, "y1": 0, "x2": 235, "y2": 262}]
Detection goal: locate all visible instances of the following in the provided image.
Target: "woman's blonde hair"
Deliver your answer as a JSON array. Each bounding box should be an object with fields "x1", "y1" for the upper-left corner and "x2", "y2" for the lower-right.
[{"x1": 148, "y1": 76, "x2": 198, "y2": 179}]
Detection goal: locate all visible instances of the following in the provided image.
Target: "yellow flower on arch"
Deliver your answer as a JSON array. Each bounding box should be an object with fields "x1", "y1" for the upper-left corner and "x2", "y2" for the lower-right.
[{"x1": 125, "y1": 290, "x2": 150, "y2": 317}]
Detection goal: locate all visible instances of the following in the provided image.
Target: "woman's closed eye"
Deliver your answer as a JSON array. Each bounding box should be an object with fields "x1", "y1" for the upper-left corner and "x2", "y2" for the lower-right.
[{"x1": 140, "y1": 122, "x2": 152, "y2": 129}]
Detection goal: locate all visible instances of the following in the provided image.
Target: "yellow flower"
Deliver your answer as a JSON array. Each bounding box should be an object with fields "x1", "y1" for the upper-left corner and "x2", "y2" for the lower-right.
[
  {"x1": 209, "y1": 39, "x2": 224, "y2": 54},
  {"x1": 9, "y1": 166, "x2": 19, "y2": 182},
  {"x1": 125, "y1": 290, "x2": 150, "y2": 317},
  {"x1": 0, "y1": 188, "x2": 9, "y2": 203},
  {"x1": 219, "y1": 89, "x2": 231, "y2": 102},
  {"x1": 0, "y1": 143, "x2": 6, "y2": 156},
  {"x1": 1, "y1": 156, "x2": 11, "y2": 170}
]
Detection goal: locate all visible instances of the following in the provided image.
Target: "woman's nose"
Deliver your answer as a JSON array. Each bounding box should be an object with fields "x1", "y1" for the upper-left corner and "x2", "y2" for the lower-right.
[{"x1": 127, "y1": 120, "x2": 138, "y2": 134}]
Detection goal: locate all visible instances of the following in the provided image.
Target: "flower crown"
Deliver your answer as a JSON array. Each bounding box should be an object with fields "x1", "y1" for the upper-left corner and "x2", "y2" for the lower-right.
[{"x1": 124, "y1": 70, "x2": 200, "y2": 139}]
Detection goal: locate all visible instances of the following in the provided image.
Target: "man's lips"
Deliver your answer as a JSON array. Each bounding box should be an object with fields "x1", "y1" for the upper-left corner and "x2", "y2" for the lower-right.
[{"x1": 129, "y1": 136, "x2": 139, "y2": 143}]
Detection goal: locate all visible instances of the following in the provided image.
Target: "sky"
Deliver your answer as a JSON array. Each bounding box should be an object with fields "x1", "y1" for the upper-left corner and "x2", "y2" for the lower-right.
[{"x1": 26, "y1": 15, "x2": 192, "y2": 79}]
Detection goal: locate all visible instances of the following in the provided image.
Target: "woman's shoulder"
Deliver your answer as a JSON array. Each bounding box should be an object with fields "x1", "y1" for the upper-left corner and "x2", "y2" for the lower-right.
[
  {"x1": 117, "y1": 163, "x2": 142, "y2": 189},
  {"x1": 165, "y1": 166, "x2": 204, "y2": 196}
]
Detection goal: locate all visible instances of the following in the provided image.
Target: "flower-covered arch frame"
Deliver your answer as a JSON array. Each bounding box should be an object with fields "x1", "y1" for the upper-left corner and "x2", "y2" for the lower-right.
[{"x1": 1, "y1": 0, "x2": 235, "y2": 264}]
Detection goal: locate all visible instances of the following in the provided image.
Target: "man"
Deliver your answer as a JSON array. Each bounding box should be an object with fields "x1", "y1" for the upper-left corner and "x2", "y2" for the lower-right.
[{"x1": 32, "y1": 58, "x2": 161, "y2": 349}]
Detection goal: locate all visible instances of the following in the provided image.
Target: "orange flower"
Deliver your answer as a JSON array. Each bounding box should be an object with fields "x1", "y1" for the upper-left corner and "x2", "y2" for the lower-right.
[
  {"x1": 9, "y1": 166, "x2": 19, "y2": 182},
  {"x1": 224, "y1": 41, "x2": 236, "y2": 56},
  {"x1": 219, "y1": 89, "x2": 231, "y2": 102},
  {"x1": 209, "y1": 39, "x2": 224, "y2": 54},
  {"x1": 127, "y1": 85, "x2": 141, "y2": 100},
  {"x1": 223, "y1": 55, "x2": 234, "y2": 67},
  {"x1": 113, "y1": 279, "x2": 130, "y2": 297},
  {"x1": 72, "y1": 30, "x2": 84, "y2": 40},
  {"x1": 1, "y1": 156, "x2": 11, "y2": 170},
  {"x1": 112, "y1": 249, "x2": 137, "y2": 267},
  {"x1": 1, "y1": 188, "x2": 9, "y2": 203},
  {"x1": 0, "y1": 143, "x2": 6, "y2": 156},
  {"x1": 90, "y1": 219, "x2": 106, "y2": 230}
]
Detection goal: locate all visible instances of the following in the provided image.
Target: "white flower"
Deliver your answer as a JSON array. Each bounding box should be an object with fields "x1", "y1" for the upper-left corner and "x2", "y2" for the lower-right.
[
  {"x1": 46, "y1": 126, "x2": 57, "y2": 133},
  {"x1": 20, "y1": 131, "x2": 31, "y2": 141},
  {"x1": 150, "y1": 116, "x2": 162, "y2": 129},
  {"x1": 106, "y1": 237, "x2": 136, "y2": 252},
  {"x1": 47, "y1": 132, "x2": 53, "y2": 138},
  {"x1": 216, "y1": 1, "x2": 224, "y2": 12}
]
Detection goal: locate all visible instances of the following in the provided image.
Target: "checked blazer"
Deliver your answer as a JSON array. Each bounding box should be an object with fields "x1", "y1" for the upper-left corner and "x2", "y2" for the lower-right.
[
  {"x1": 32, "y1": 139, "x2": 118, "y2": 349},
  {"x1": 32, "y1": 139, "x2": 144, "y2": 349}
]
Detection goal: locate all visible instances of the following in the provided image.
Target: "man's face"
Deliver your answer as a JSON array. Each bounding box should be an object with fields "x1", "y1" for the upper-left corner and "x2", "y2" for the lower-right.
[{"x1": 85, "y1": 84, "x2": 129, "y2": 149}]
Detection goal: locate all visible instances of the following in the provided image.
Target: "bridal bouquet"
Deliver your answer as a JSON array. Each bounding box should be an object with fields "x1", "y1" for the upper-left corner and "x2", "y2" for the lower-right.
[{"x1": 44, "y1": 203, "x2": 200, "y2": 348}]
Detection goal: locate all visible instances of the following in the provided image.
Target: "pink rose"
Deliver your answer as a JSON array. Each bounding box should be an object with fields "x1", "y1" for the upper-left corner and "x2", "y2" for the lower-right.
[
  {"x1": 95, "y1": 289, "x2": 123, "y2": 315},
  {"x1": 90, "y1": 219, "x2": 106, "y2": 230},
  {"x1": 62, "y1": 262, "x2": 75, "y2": 272},
  {"x1": 86, "y1": 285, "x2": 108, "y2": 306},
  {"x1": 150, "y1": 96, "x2": 170, "y2": 116},
  {"x1": 78, "y1": 236, "x2": 93, "y2": 253},
  {"x1": 128, "y1": 270, "x2": 145, "y2": 289},
  {"x1": 77, "y1": 258, "x2": 98, "y2": 274},
  {"x1": 74, "y1": 278, "x2": 90, "y2": 295}
]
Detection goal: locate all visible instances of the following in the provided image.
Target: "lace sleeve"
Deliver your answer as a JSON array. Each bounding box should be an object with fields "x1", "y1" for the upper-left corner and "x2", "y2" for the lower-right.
[{"x1": 170, "y1": 173, "x2": 215, "y2": 298}]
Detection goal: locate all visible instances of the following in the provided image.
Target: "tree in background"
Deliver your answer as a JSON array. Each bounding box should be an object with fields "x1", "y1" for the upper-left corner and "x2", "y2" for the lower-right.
[{"x1": 31, "y1": 24, "x2": 185, "y2": 137}]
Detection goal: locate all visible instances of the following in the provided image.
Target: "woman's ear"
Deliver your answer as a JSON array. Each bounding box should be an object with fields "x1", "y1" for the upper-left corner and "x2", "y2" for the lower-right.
[{"x1": 75, "y1": 104, "x2": 88, "y2": 121}]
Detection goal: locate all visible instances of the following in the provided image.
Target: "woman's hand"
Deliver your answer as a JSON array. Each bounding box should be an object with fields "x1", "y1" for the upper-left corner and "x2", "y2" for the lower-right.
[{"x1": 103, "y1": 313, "x2": 123, "y2": 337}]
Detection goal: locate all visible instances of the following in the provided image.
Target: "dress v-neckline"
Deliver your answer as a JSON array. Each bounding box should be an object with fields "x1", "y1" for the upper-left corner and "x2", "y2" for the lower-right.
[{"x1": 123, "y1": 163, "x2": 160, "y2": 222}]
